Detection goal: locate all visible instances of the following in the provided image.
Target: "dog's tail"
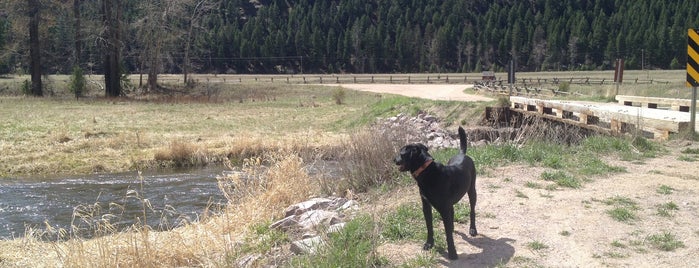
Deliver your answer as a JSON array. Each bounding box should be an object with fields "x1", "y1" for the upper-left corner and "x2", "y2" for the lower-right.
[{"x1": 458, "y1": 126, "x2": 467, "y2": 154}]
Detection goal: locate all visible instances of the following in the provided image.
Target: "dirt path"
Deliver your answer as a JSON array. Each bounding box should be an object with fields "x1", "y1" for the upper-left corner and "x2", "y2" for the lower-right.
[
  {"x1": 344, "y1": 84, "x2": 698, "y2": 267},
  {"x1": 330, "y1": 84, "x2": 493, "y2": 102},
  {"x1": 373, "y1": 143, "x2": 699, "y2": 267}
]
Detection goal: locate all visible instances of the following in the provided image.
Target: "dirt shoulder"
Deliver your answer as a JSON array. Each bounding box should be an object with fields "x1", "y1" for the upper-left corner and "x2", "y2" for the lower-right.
[{"x1": 329, "y1": 84, "x2": 493, "y2": 102}]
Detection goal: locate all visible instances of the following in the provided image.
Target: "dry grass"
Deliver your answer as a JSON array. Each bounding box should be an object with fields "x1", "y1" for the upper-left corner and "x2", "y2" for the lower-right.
[
  {"x1": 0, "y1": 83, "x2": 373, "y2": 177},
  {"x1": 153, "y1": 139, "x2": 210, "y2": 167}
]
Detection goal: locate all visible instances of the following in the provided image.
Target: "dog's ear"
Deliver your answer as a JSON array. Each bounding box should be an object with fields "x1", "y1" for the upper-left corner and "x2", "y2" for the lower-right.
[{"x1": 417, "y1": 143, "x2": 428, "y2": 152}]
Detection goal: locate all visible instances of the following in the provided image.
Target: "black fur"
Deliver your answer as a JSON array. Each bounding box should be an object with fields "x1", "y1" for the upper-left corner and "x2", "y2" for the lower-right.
[{"x1": 394, "y1": 126, "x2": 477, "y2": 260}]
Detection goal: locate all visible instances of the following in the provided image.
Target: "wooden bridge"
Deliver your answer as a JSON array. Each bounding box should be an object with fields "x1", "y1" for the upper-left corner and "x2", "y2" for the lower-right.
[{"x1": 509, "y1": 96, "x2": 696, "y2": 140}]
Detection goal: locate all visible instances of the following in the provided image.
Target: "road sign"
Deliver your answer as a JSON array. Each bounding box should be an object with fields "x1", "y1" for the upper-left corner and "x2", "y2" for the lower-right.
[{"x1": 688, "y1": 29, "x2": 699, "y2": 87}]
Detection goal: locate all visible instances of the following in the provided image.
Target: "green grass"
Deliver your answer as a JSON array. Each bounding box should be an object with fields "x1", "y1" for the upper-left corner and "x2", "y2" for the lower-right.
[
  {"x1": 381, "y1": 203, "x2": 426, "y2": 242},
  {"x1": 400, "y1": 253, "x2": 438, "y2": 268},
  {"x1": 681, "y1": 148, "x2": 699, "y2": 154},
  {"x1": 604, "y1": 196, "x2": 640, "y2": 223},
  {"x1": 527, "y1": 241, "x2": 549, "y2": 251},
  {"x1": 657, "y1": 202, "x2": 679, "y2": 217},
  {"x1": 525, "y1": 181, "x2": 543, "y2": 189},
  {"x1": 656, "y1": 185, "x2": 675, "y2": 195},
  {"x1": 380, "y1": 201, "x2": 475, "y2": 255},
  {"x1": 678, "y1": 155, "x2": 697, "y2": 162},
  {"x1": 607, "y1": 207, "x2": 637, "y2": 223},
  {"x1": 239, "y1": 222, "x2": 289, "y2": 255},
  {"x1": 647, "y1": 232, "x2": 685, "y2": 251},
  {"x1": 541, "y1": 170, "x2": 581, "y2": 189},
  {"x1": 468, "y1": 135, "x2": 639, "y2": 188},
  {"x1": 610, "y1": 240, "x2": 626, "y2": 248},
  {"x1": 291, "y1": 215, "x2": 386, "y2": 267}
]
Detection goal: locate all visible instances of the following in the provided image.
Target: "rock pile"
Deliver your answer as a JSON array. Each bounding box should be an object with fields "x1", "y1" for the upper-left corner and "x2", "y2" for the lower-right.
[
  {"x1": 375, "y1": 112, "x2": 461, "y2": 149},
  {"x1": 269, "y1": 197, "x2": 358, "y2": 255}
]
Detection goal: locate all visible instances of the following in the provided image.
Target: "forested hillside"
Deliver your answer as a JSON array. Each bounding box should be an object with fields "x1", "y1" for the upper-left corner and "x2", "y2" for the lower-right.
[{"x1": 1, "y1": 0, "x2": 698, "y2": 76}]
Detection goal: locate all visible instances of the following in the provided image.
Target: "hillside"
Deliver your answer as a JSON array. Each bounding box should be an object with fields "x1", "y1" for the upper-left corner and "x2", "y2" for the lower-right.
[{"x1": 1, "y1": 0, "x2": 698, "y2": 75}]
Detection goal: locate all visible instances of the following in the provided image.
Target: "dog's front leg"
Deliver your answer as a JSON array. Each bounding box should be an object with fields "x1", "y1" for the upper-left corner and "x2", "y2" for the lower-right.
[
  {"x1": 421, "y1": 196, "x2": 434, "y2": 250},
  {"x1": 442, "y1": 206, "x2": 458, "y2": 260}
]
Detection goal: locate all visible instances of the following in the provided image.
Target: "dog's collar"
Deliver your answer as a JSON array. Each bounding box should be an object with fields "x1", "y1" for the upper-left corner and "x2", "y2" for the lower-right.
[{"x1": 412, "y1": 159, "x2": 433, "y2": 178}]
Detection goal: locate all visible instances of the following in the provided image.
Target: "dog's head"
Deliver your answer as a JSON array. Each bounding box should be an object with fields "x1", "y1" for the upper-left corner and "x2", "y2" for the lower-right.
[{"x1": 394, "y1": 143, "x2": 431, "y2": 172}]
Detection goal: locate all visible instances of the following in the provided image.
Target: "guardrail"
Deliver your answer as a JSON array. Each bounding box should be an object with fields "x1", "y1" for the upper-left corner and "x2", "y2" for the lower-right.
[{"x1": 615, "y1": 95, "x2": 695, "y2": 112}]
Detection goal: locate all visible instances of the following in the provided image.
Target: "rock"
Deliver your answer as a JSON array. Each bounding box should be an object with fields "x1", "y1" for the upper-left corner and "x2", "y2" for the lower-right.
[
  {"x1": 284, "y1": 197, "x2": 334, "y2": 217},
  {"x1": 327, "y1": 222, "x2": 345, "y2": 233},
  {"x1": 290, "y1": 236, "x2": 324, "y2": 255},
  {"x1": 269, "y1": 215, "x2": 297, "y2": 230},
  {"x1": 271, "y1": 197, "x2": 359, "y2": 256},
  {"x1": 338, "y1": 199, "x2": 358, "y2": 211},
  {"x1": 296, "y1": 210, "x2": 340, "y2": 230},
  {"x1": 373, "y1": 112, "x2": 466, "y2": 150}
]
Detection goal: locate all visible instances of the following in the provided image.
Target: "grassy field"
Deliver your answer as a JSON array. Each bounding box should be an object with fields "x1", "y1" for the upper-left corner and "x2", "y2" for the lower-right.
[{"x1": 0, "y1": 84, "x2": 397, "y2": 177}]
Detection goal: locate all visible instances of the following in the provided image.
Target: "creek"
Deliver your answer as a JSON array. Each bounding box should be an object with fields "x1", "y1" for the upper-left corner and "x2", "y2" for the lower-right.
[{"x1": 0, "y1": 167, "x2": 227, "y2": 240}]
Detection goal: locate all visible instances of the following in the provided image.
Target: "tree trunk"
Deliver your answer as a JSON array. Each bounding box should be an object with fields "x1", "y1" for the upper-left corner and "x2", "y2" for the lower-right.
[
  {"x1": 73, "y1": 0, "x2": 81, "y2": 66},
  {"x1": 103, "y1": 0, "x2": 121, "y2": 97},
  {"x1": 147, "y1": 40, "x2": 159, "y2": 92},
  {"x1": 28, "y1": 0, "x2": 42, "y2": 96}
]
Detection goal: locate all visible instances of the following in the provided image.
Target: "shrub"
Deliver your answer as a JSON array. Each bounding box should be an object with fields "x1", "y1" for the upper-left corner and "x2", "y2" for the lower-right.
[
  {"x1": 337, "y1": 127, "x2": 401, "y2": 193},
  {"x1": 21, "y1": 79, "x2": 31, "y2": 95},
  {"x1": 558, "y1": 81, "x2": 570, "y2": 92},
  {"x1": 332, "y1": 87, "x2": 346, "y2": 105},
  {"x1": 69, "y1": 65, "x2": 86, "y2": 98},
  {"x1": 153, "y1": 140, "x2": 207, "y2": 167}
]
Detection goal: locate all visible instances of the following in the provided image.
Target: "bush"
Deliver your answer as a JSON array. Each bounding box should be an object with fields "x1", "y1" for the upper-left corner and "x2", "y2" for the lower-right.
[
  {"x1": 337, "y1": 128, "x2": 400, "y2": 193},
  {"x1": 153, "y1": 140, "x2": 208, "y2": 167},
  {"x1": 558, "y1": 81, "x2": 570, "y2": 92},
  {"x1": 21, "y1": 79, "x2": 31, "y2": 95},
  {"x1": 333, "y1": 87, "x2": 346, "y2": 105}
]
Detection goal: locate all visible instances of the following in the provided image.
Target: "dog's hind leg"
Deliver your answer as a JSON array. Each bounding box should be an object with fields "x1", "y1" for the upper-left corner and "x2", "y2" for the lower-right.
[
  {"x1": 420, "y1": 196, "x2": 435, "y2": 250},
  {"x1": 467, "y1": 185, "x2": 478, "y2": 236}
]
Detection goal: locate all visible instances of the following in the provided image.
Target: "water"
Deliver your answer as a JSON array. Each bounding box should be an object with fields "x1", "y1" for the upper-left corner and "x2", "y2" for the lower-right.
[{"x1": 0, "y1": 167, "x2": 228, "y2": 240}]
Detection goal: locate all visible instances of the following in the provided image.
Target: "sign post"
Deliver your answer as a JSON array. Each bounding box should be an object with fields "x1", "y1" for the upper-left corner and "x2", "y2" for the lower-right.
[
  {"x1": 687, "y1": 29, "x2": 699, "y2": 134},
  {"x1": 508, "y1": 59, "x2": 515, "y2": 96},
  {"x1": 614, "y1": 58, "x2": 624, "y2": 96}
]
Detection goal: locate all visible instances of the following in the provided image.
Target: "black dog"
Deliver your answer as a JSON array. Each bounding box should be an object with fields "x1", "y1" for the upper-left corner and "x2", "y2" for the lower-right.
[{"x1": 394, "y1": 126, "x2": 477, "y2": 260}]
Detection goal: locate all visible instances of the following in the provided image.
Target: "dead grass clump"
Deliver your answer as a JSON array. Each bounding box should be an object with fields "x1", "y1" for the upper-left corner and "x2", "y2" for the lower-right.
[
  {"x1": 227, "y1": 137, "x2": 279, "y2": 164},
  {"x1": 334, "y1": 127, "x2": 401, "y2": 193},
  {"x1": 154, "y1": 140, "x2": 209, "y2": 167},
  {"x1": 227, "y1": 133, "x2": 342, "y2": 165},
  {"x1": 218, "y1": 154, "x2": 316, "y2": 208}
]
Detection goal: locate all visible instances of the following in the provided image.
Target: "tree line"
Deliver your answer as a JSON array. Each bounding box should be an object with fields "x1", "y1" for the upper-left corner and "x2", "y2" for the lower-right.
[{"x1": 1, "y1": 0, "x2": 698, "y2": 96}]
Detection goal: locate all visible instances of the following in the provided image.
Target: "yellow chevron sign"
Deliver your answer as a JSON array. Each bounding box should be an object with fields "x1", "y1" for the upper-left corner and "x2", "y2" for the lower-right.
[{"x1": 688, "y1": 29, "x2": 699, "y2": 87}]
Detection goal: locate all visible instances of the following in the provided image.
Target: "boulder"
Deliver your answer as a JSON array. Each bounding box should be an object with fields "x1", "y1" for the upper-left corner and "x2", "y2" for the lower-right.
[{"x1": 270, "y1": 196, "x2": 359, "y2": 256}]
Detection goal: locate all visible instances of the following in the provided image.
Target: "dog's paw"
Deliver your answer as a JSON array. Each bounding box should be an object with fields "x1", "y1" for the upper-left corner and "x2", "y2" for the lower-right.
[
  {"x1": 469, "y1": 228, "x2": 478, "y2": 237},
  {"x1": 422, "y1": 242, "x2": 434, "y2": 250}
]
